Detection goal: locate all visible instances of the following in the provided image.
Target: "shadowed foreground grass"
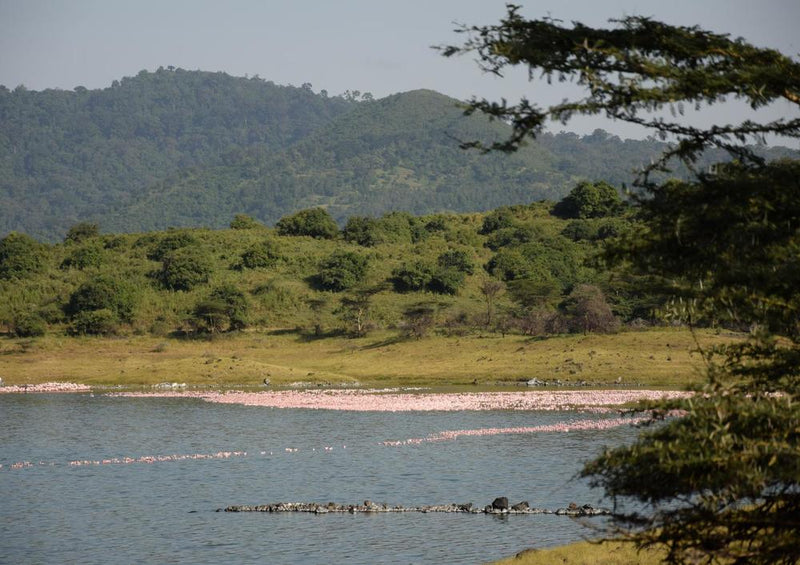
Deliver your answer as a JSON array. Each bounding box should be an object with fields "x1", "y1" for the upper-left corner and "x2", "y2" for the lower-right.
[
  {"x1": 489, "y1": 540, "x2": 665, "y2": 565},
  {"x1": 0, "y1": 327, "x2": 737, "y2": 388}
]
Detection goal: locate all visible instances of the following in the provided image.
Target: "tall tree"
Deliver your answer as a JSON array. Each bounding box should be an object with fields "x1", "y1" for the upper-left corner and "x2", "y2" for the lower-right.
[{"x1": 443, "y1": 8, "x2": 800, "y2": 564}]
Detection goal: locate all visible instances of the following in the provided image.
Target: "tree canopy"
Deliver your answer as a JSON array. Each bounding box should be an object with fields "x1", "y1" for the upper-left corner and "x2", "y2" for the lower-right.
[{"x1": 444, "y1": 7, "x2": 800, "y2": 564}]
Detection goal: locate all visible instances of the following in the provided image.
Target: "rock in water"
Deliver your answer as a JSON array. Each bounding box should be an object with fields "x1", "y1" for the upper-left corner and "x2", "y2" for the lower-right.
[{"x1": 491, "y1": 497, "x2": 509, "y2": 511}]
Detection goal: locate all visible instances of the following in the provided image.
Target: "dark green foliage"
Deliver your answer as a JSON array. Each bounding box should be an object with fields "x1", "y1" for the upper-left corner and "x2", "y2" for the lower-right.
[
  {"x1": 69, "y1": 308, "x2": 118, "y2": 336},
  {"x1": 11, "y1": 312, "x2": 47, "y2": 337},
  {"x1": 0, "y1": 69, "x2": 355, "y2": 241},
  {"x1": 6, "y1": 71, "x2": 794, "y2": 241},
  {"x1": 0, "y1": 232, "x2": 47, "y2": 280},
  {"x1": 147, "y1": 232, "x2": 198, "y2": 261},
  {"x1": 437, "y1": 249, "x2": 474, "y2": 274},
  {"x1": 392, "y1": 261, "x2": 435, "y2": 292},
  {"x1": 65, "y1": 275, "x2": 137, "y2": 323},
  {"x1": 445, "y1": 8, "x2": 800, "y2": 563},
  {"x1": 342, "y1": 216, "x2": 381, "y2": 246},
  {"x1": 158, "y1": 248, "x2": 212, "y2": 291},
  {"x1": 191, "y1": 285, "x2": 249, "y2": 333},
  {"x1": 485, "y1": 225, "x2": 545, "y2": 250},
  {"x1": 317, "y1": 250, "x2": 369, "y2": 292},
  {"x1": 479, "y1": 208, "x2": 515, "y2": 234},
  {"x1": 427, "y1": 268, "x2": 465, "y2": 295},
  {"x1": 64, "y1": 222, "x2": 99, "y2": 244},
  {"x1": 60, "y1": 244, "x2": 104, "y2": 270},
  {"x1": 613, "y1": 161, "x2": 800, "y2": 339},
  {"x1": 229, "y1": 214, "x2": 263, "y2": 230},
  {"x1": 276, "y1": 208, "x2": 339, "y2": 239},
  {"x1": 552, "y1": 181, "x2": 623, "y2": 219},
  {"x1": 236, "y1": 239, "x2": 281, "y2": 270}
]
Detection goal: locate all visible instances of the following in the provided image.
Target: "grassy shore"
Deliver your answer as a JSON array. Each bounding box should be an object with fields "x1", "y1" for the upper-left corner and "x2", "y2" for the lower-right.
[
  {"x1": 489, "y1": 540, "x2": 665, "y2": 565},
  {"x1": 0, "y1": 327, "x2": 736, "y2": 388}
]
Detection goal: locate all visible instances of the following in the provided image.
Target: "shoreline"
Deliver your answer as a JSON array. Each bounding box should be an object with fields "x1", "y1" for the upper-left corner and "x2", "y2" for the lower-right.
[{"x1": 0, "y1": 327, "x2": 733, "y2": 389}]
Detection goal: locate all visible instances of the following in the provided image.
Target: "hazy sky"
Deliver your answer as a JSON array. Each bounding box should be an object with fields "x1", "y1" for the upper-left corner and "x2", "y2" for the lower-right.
[{"x1": 1, "y1": 0, "x2": 798, "y2": 141}]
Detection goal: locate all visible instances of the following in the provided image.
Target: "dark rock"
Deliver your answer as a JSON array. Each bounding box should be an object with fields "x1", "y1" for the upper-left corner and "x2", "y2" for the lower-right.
[
  {"x1": 511, "y1": 501, "x2": 529, "y2": 512},
  {"x1": 491, "y1": 497, "x2": 509, "y2": 510}
]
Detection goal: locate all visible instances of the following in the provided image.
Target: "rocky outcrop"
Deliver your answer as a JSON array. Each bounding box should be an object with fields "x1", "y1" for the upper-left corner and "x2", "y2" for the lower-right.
[{"x1": 220, "y1": 498, "x2": 610, "y2": 516}]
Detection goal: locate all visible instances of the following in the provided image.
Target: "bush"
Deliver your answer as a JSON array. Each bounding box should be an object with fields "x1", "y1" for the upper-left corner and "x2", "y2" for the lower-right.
[
  {"x1": 427, "y1": 268, "x2": 465, "y2": 295},
  {"x1": 209, "y1": 285, "x2": 249, "y2": 330},
  {"x1": 64, "y1": 222, "x2": 99, "y2": 244},
  {"x1": 69, "y1": 308, "x2": 118, "y2": 335},
  {"x1": 559, "y1": 284, "x2": 619, "y2": 334},
  {"x1": 12, "y1": 312, "x2": 46, "y2": 337},
  {"x1": 65, "y1": 275, "x2": 137, "y2": 323},
  {"x1": 479, "y1": 208, "x2": 515, "y2": 234},
  {"x1": 393, "y1": 261, "x2": 435, "y2": 292},
  {"x1": 343, "y1": 216, "x2": 380, "y2": 247},
  {"x1": 437, "y1": 249, "x2": 474, "y2": 274},
  {"x1": 159, "y1": 248, "x2": 212, "y2": 291},
  {"x1": 276, "y1": 208, "x2": 338, "y2": 239},
  {"x1": 552, "y1": 181, "x2": 623, "y2": 219},
  {"x1": 229, "y1": 214, "x2": 263, "y2": 230},
  {"x1": 402, "y1": 303, "x2": 437, "y2": 339},
  {"x1": 60, "y1": 244, "x2": 104, "y2": 270},
  {"x1": 191, "y1": 285, "x2": 248, "y2": 333},
  {"x1": 236, "y1": 239, "x2": 281, "y2": 270},
  {"x1": 317, "y1": 251, "x2": 369, "y2": 292},
  {"x1": 147, "y1": 232, "x2": 198, "y2": 261},
  {"x1": 0, "y1": 232, "x2": 47, "y2": 280}
]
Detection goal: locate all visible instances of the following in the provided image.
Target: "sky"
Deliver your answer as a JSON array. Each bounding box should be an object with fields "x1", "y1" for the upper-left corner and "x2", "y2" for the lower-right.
[{"x1": 1, "y1": 0, "x2": 798, "y2": 143}]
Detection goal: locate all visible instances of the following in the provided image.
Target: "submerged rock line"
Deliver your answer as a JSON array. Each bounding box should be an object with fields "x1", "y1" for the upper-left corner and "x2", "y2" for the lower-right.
[{"x1": 221, "y1": 499, "x2": 610, "y2": 517}]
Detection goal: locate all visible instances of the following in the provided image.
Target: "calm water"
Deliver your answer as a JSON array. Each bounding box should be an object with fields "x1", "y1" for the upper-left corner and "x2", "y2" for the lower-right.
[{"x1": 0, "y1": 394, "x2": 637, "y2": 564}]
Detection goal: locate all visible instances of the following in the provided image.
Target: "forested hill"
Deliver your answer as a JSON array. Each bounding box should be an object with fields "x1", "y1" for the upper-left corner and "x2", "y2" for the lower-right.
[
  {"x1": 0, "y1": 68, "x2": 355, "y2": 240},
  {"x1": 2, "y1": 69, "x2": 796, "y2": 241}
]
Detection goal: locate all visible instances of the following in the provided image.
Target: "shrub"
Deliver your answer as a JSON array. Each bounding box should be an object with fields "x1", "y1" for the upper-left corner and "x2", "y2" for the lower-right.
[
  {"x1": 159, "y1": 248, "x2": 212, "y2": 291},
  {"x1": 208, "y1": 285, "x2": 249, "y2": 330},
  {"x1": 479, "y1": 208, "x2": 515, "y2": 234},
  {"x1": 236, "y1": 239, "x2": 281, "y2": 270},
  {"x1": 437, "y1": 249, "x2": 474, "y2": 274},
  {"x1": 393, "y1": 261, "x2": 434, "y2": 292},
  {"x1": 552, "y1": 181, "x2": 623, "y2": 219},
  {"x1": 276, "y1": 208, "x2": 338, "y2": 239},
  {"x1": 0, "y1": 232, "x2": 47, "y2": 280},
  {"x1": 65, "y1": 275, "x2": 137, "y2": 323},
  {"x1": 60, "y1": 244, "x2": 104, "y2": 270},
  {"x1": 343, "y1": 216, "x2": 381, "y2": 247},
  {"x1": 147, "y1": 232, "x2": 198, "y2": 261},
  {"x1": 12, "y1": 312, "x2": 46, "y2": 337},
  {"x1": 64, "y1": 222, "x2": 99, "y2": 244},
  {"x1": 559, "y1": 284, "x2": 619, "y2": 334},
  {"x1": 402, "y1": 303, "x2": 437, "y2": 339},
  {"x1": 69, "y1": 308, "x2": 118, "y2": 335},
  {"x1": 317, "y1": 251, "x2": 369, "y2": 292},
  {"x1": 229, "y1": 214, "x2": 263, "y2": 230},
  {"x1": 427, "y1": 268, "x2": 465, "y2": 295}
]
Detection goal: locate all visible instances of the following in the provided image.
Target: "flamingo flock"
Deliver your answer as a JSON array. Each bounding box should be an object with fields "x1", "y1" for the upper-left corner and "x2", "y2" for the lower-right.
[{"x1": 111, "y1": 388, "x2": 691, "y2": 412}]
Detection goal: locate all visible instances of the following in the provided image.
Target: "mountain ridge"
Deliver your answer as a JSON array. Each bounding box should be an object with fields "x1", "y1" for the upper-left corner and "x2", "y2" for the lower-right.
[{"x1": 2, "y1": 69, "x2": 796, "y2": 241}]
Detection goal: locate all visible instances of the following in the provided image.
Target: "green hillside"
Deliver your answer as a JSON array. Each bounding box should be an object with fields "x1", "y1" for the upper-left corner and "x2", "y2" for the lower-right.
[
  {"x1": 1, "y1": 187, "x2": 658, "y2": 342},
  {"x1": 0, "y1": 68, "x2": 355, "y2": 240},
  {"x1": 3, "y1": 69, "x2": 796, "y2": 241}
]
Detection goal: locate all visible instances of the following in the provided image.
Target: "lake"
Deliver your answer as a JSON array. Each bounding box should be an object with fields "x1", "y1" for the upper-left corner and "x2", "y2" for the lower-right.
[{"x1": 0, "y1": 392, "x2": 639, "y2": 564}]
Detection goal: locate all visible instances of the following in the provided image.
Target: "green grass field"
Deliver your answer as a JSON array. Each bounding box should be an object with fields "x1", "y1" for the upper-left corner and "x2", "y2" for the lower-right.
[{"x1": 0, "y1": 327, "x2": 735, "y2": 388}]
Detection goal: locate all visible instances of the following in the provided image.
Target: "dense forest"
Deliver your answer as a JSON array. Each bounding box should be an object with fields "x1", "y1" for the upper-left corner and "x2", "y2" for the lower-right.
[
  {"x1": 0, "y1": 184, "x2": 665, "y2": 340},
  {"x1": 4, "y1": 68, "x2": 795, "y2": 241}
]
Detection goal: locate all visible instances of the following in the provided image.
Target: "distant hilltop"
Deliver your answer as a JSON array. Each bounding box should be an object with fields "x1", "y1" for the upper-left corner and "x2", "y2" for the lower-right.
[{"x1": 2, "y1": 68, "x2": 797, "y2": 241}]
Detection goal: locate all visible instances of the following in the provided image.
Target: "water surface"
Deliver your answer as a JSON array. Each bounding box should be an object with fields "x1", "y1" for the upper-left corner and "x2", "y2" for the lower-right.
[{"x1": 0, "y1": 394, "x2": 637, "y2": 564}]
